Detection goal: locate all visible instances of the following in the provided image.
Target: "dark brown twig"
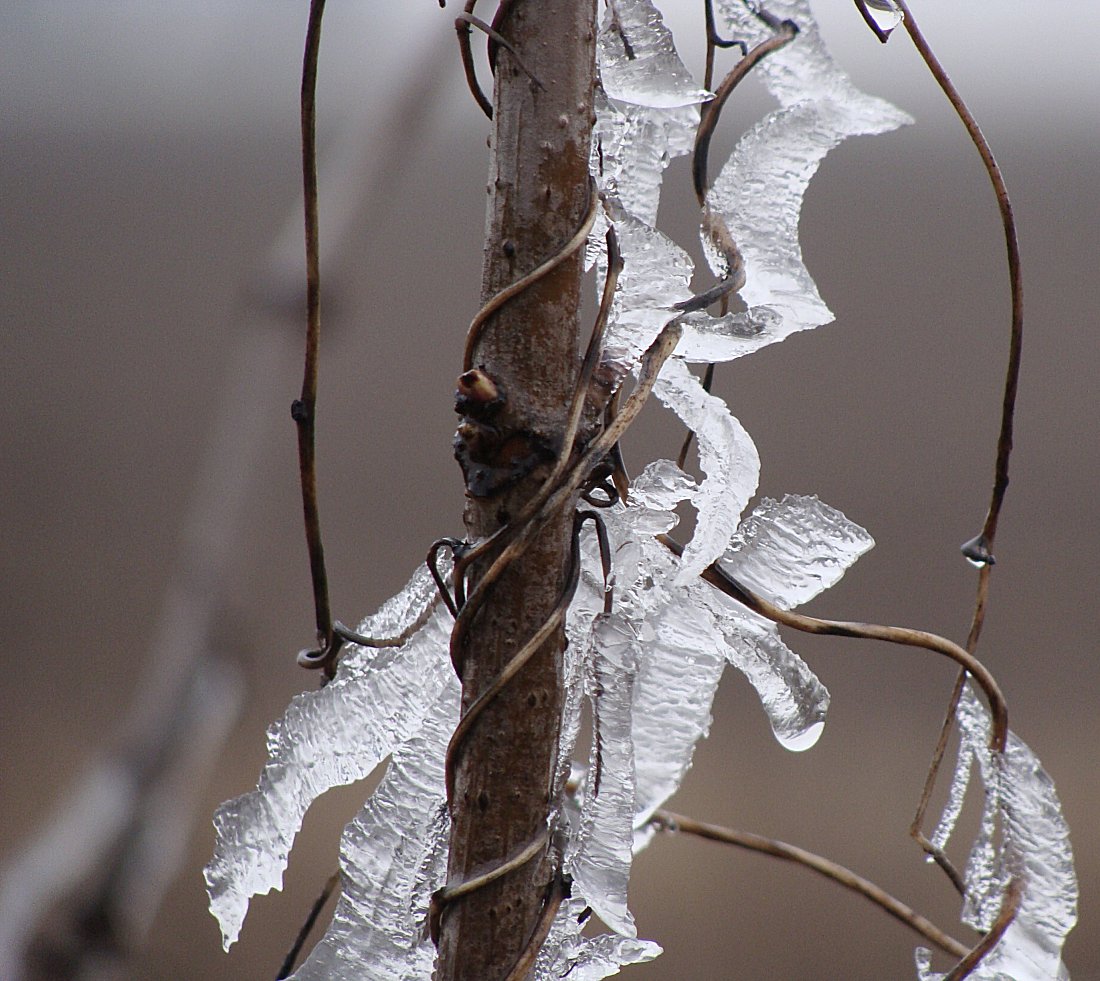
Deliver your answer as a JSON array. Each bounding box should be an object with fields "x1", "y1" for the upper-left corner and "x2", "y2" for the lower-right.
[
  {"x1": 454, "y1": 4, "x2": 545, "y2": 121},
  {"x1": 456, "y1": 2, "x2": 495, "y2": 118},
  {"x1": 894, "y1": 0, "x2": 1023, "y2": 651},
  {"x1": 909, "y1": 668, "x2": 969, "y2": 895},
  {"x1": 704, "y1": 0, "x2": 749, "y2": 91},
  {"x1": 652, "y1": 810, "x2": 971, "y2": 959},
  {"x1": 275, "y1": 870, "x2": 341, "y2": 979},
  {"x1": 293, "y1": 0, "x2": 341, "y2": 679},
  {"x1": 893, "y1": 0, "x2": 1025, "y2": 875},
  {"x1": 852, "y1": 0, "x2": 901, "y2": 44}
]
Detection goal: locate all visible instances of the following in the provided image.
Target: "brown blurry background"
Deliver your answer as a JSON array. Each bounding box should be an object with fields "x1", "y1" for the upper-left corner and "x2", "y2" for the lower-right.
[{"x1": 2, "y1": 3, "x2": 1097, "y2": 979}]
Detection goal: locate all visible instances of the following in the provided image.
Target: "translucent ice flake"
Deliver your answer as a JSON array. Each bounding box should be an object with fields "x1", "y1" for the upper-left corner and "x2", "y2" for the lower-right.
[
  {"x1": 598, "y1": 0, "x2": 710, "y2": 109},
  {"x1": 204, "y1": 566, "x2": 451, "y2": 949},
  {"x1": 716, "y1": 0, "x2": 914, "y2": 115},
  {"x1": 533, "y1": 897, "x2": 661, "y2": 981},
  {"x1": 917, "y1": 685, "x2": 1077, "y2": 980},
  {"x1": 704, "y1": 0, "x2": 911, "y2": 344},
  {"x1": 597, "y1": 203, "x2": 693, "y2": 380},
  {"x1": 566, "y1": 613, "x2": 640, "y2": 937},
  {"x1": 594, "y1": 94, "x2": 698, "y2": 228},
  {"x1": 292, "y1": 680, "x2": 456, "y2": 981},
  {"x1": 630, "y1": 594, "x2": 728, "y2": 826},
  {"x1": 722, "y1": 494, "x2": 875, "y2": 609},
  {"x1": 653, "y1": 357, "x2": 760, "y2": 580}
]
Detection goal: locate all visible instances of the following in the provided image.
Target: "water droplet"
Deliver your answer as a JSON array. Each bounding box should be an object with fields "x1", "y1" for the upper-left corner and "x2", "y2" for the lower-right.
[
  {"x1": 960, "y1": 534, "x2": 996, "y2": 568},
  {"x1": 776, "y1": 721, "x2": 825, "y2": 753},
  {"x1": 861, "y1": 0, "x2": 903, "y2": 40}
]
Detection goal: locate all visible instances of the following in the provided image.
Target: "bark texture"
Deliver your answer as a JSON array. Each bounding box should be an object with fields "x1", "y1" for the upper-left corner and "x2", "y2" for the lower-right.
[{"x1": 438, "y1": 2, "x2": 597, "y2": 978}]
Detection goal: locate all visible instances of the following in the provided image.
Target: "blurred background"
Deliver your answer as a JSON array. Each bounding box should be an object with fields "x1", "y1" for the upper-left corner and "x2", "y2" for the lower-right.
[{"x1": 2, "y1": 2, "x2": 1097, "y2": 978}]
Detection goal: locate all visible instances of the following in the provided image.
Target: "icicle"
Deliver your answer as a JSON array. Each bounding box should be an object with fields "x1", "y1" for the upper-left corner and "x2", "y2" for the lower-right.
[
  {"x1": 593, "y1": 0, "x2": 706, "y2": 229},
  {"x1": 566, "y1": 613, "x2": 641, "y2": 938},
  {"x1": 204, "y1": 566, "x2": 450, "y2": 949},
  {"x1": 916, "y1": 685, "x2": 1077, "y2": 980},
  {"x1": 652, "y1": 357, "x2": 760, "y2": 580},
  {"x1": 291, "y1": 680, "x2": 456, "y2": 980},
  {"x1": 929, "y1": 736, "x2": 974, "y2": 854},
  {"x1": 719, "y1": 610, "x2": 828, "y2": 751}
]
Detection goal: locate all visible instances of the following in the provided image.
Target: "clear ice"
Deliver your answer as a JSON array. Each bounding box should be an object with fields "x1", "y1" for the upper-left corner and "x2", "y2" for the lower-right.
[
  {"x1": 915, "y1": 685, "x2": 1077, "y2": 980},
  {"x1": 204, "y1": 566, "x2": 452, "y2": 949}
]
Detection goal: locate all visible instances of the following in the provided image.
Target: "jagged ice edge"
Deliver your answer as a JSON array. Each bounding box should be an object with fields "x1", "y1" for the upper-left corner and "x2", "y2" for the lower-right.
[
  {"x1": 203, "y1": 566, "x2": 450, "y2": 950},
  {"x1": 290, "y1": 679, "x2": 456, "y2": 980}
]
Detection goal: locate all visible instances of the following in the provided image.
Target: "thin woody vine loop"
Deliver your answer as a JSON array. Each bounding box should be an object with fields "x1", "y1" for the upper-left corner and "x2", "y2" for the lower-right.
[{"x1": 277, "y1": 1, "x2": 1038, "y2": 978}]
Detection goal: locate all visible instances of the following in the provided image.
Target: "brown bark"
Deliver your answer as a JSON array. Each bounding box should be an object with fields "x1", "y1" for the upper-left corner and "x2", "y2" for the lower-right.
[{"x1": 437, "y1": 2, "x2": 597, "y2": 979}]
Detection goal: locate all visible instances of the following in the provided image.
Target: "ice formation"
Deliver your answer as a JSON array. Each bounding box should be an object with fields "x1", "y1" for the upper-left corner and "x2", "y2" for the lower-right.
[
  {"x1": 915, "y1": 686, "x2": 1077, "y2": 981},
  {"x1": 204, "y1": 2, "x2": 1074, "y2": 979}
]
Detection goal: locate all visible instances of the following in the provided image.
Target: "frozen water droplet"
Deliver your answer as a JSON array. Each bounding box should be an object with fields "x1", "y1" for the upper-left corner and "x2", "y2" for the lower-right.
[
  {"x1": 961, "y1": 534, "x2": 996, "y2": 568},
  {"x1": 776, "y1": 720, "x2": 824, "y2": 752},
  {"x1": 861, "y1": 0, "x2": 903, "y2": 39}
]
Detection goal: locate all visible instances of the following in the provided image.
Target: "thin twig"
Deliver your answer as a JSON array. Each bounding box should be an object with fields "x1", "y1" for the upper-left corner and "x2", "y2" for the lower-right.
[
  {"x1": 943, "y1": 876, "x2": 1022, "y2": 981},
  {"x1": 455, "y1": 12, "x2": 545, "y2": 94},
  {"x1": 894, "y1": 0, "x2": 1025, "y2": 873},
  {"x1": 294, "y1": 0, "x2": 341, "y2": 679},
  {"x1": 456, "y1": 2, "x2": 495, "y2": 119},
  {"x1": 275, "y1": 870, "x2": 341, "y2": 979},
  {"x1": 909, "y1": 668, "x2": 969, "y2": 895},
  {"x1": 704, "y1": 0, "x2": 749, "y2": 91},
  {"x1": 652, "y1": 810, "x2": 971, "y2": 959},
  {"x1": 895, "y1": 0, "x2": 1022, "y2": 650}
]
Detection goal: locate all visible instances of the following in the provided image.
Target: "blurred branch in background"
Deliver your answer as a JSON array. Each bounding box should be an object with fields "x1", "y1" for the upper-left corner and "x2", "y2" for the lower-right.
[{"x1": 0, "y1": 29, "x2": 448, "y2": 978}]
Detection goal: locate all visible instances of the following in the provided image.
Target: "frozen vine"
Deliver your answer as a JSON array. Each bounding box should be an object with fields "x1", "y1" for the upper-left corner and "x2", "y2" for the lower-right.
[{"x1": 204, "y1": 2, "x2": 1077, "y2": 978}]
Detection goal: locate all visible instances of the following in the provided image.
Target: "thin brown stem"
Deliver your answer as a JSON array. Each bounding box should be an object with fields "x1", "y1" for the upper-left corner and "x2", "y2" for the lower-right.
[
  {"x1": 895, "y1": 0, "x2": 1023, "y2": 648},
  {"x1": 909, "y1": 669, "x2": 969, "y2": 895},
  {"x1": 456, "y1": 1, "x2": 494, "y2": 119},
  {"x1": 896, "y1": 0, "x2": 1025, "y2": 875},
  {"x1": 653, "y1": 810, "x2": 971, "y2": 959},
  {"x1": 294, "y1": 0, "x2": 340, "y2": 678}
]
